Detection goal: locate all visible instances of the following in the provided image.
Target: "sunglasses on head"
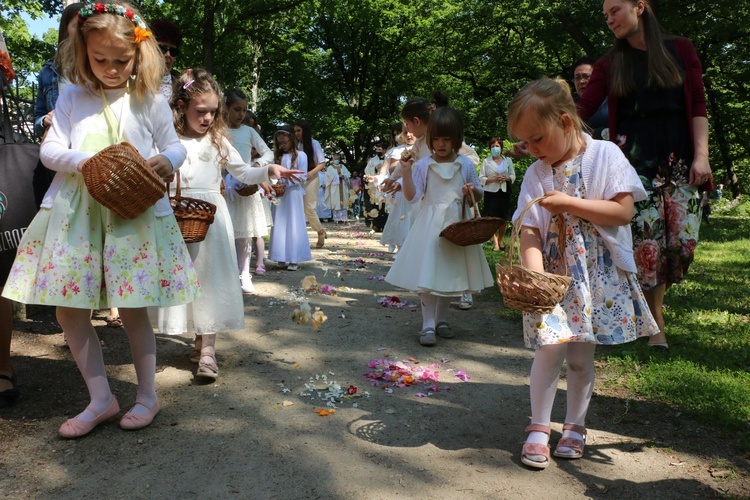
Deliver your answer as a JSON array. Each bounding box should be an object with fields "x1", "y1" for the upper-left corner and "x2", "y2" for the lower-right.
[{"x1": 158, "y1": 44, "x2": 180, "y2": 57}]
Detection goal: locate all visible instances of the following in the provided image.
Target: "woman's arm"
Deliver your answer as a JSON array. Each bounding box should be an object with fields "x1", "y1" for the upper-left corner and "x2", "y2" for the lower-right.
[
  {"x1": 576, "y1": 57, "x2": 610, "y2": 122},
  {"x1": 507, "y1": 158, "x2": 516, "y2": 184},
  {"x1": 540, "y1": 191, "x2": 634, "y2": 226},
  {"x1": 689, "y1": 116, "x2": 711, "y2": 185}
]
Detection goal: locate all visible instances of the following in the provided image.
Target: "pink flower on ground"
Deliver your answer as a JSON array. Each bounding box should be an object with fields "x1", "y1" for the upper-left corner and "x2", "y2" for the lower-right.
[{"x1": 454, "y1": 370, "x2": 471, "y2": 382}]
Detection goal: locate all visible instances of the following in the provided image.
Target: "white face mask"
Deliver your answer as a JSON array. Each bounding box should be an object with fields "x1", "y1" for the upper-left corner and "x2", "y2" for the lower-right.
[{"x1": 333, "y1": 160, "x2": 340, "y2": 165}]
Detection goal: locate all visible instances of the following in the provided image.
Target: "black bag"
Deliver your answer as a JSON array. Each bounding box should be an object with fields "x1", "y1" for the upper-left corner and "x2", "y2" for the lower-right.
[{"x1": 0, "y1": 73, "x2": 40, "y2": 286}]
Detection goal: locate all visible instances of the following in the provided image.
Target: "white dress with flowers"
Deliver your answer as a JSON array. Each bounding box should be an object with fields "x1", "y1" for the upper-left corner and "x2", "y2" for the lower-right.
[
  {"x1": 519, "y1": 154, "x2": 659, "y2": 349},
  {"x1": 2, "y1": 86, "x2": 199, "y2": 309},
  {"x1": 385, "y1": 156, "x2": 493, "y2": 296}
]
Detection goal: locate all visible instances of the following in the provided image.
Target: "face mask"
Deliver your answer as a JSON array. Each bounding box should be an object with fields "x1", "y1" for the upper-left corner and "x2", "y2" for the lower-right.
[
  {"x1": 490, "y1": 146, "x2": 502, "y2": 157},
  {"x1": 377, "y1": 152, "x2": 384, "y2": 159},
  {"x1": 333, "y1": 160, "x2": 340, "y2": 165}
]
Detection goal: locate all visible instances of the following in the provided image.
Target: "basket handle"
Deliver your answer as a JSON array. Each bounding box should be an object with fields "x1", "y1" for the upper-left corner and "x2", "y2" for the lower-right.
[
  {"x1": 461, "y1": 188, "x2": 480, "y2": 220},
  {"x1": 167, "y1": 173, "x2": 183, "y2": 200},
  {"x1": 504, "y1": 195, "x2": 567, "y2": 272}
]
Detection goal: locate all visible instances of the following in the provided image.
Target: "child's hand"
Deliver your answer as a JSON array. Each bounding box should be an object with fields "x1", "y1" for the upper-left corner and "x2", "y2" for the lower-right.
[
  {"x1": 260, "y1": 181, "x2": 272, "y2": 195},
  {"x1": 147, "y1": 154, "x2": 174, "y2": 178},
  {"x1": 268, "y1": 163, "x2": 304, "y2": 183},
  {"x1": 382, "y1": 179, "x2": 402, "y2": 194},
  {"x1": 461, "y1": 183, "x2": 475, "y2": 196},
  {"x1": 504, "y1": 141, "x2": 529, "y2": 159},
  {"x1": 539, "y1": 191, "x2": 572, "y2": 215},
  {"x1": 164, "y1": 172, "x2": 176, "y2": 184}
]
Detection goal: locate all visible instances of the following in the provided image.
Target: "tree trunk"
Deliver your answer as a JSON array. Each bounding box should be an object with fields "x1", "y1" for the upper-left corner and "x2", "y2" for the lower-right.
[{"x1": 704, "y1": 76, "x2": 741, "y2": 197}]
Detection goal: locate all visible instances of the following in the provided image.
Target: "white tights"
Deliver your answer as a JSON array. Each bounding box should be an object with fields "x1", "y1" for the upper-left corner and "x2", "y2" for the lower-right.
[
  {"x1": 236, "y1": 237, "x2": 265, "y2": 274},
  {"x1": 57, "y1": 307, "x2": 157, "y2": 420},
  {"x1": 419, "y1": 293, "x2": 450, "y2": 330},
  {"x1": 526, "y1": 342, "x2": 596, "y2": 445}
]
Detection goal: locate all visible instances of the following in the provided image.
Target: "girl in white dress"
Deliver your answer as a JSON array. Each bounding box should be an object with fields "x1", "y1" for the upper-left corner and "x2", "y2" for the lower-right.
[
  {"x1": 389, "y1": 94, "x2": 481, "y2": 310},
  {"x1": 509, "y1": 78, "x2": 658, "y2": 468},
  {"x1": 324, "y1": 153, "x2": 351, "y2": 222},
  {"x1": 268, "y1": 126, "x2": 312, "y2": 270},
  {"x1": 223, "y1": 88, "x2": 275, "y2": 289},
  {"x1": 380, "y1": 127, "x2": 415, "y2": 252},
  {"x1": 155, "y1": 69, "x2": 301, "y2": 380},
  {"x1": 385, "y1": 107, "x2": 493, "y2": 346},
  {"x1": 316, "y1": 171, "x2": 333, "y2": 221}
]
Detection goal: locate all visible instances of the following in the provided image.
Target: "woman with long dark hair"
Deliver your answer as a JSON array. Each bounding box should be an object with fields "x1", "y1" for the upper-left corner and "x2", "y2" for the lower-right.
[
  {"x1": 294, "y1": 119, "x2": 328, "y2": 248},
  {"x1": 577, "y1": 0, "x2": 711, "y2": 351}
]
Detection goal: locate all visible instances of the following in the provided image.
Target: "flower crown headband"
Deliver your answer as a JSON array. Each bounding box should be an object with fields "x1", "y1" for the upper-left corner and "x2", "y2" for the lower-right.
[{"x1": 78, "y1": 3, "x2": 153, "y2": 44}]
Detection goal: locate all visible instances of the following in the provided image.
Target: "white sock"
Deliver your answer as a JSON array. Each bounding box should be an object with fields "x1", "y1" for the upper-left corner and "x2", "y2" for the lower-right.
[{"x1": 420, "y1": 293, "x2": 437, "y2": 330}]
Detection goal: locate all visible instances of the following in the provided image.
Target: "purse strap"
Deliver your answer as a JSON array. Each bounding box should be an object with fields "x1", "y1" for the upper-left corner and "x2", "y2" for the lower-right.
[{"x1": 504, "y1": 195, "x2": 568, "y2": 273}]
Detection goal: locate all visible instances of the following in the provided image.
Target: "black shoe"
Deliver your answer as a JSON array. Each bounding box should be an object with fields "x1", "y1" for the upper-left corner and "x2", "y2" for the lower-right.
[{"x1": 0, "y1": 373, "x2": 20, "y2": 409}]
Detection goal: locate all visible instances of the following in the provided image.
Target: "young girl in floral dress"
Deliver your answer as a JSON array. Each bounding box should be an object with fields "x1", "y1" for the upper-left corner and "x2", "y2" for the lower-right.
[
  {"x1": 509, "y1": 77, "x2": 658, "y2": 469},
  {"x1": 2, "y1": 2, "x2": 198, "y2": 437}
]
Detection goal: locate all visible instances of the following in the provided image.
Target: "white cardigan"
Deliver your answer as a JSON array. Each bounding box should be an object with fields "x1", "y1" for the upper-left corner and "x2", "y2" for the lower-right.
[
  {"x1": 512, "y1": 134, "x2": 647, "y2": 273},
  {"x1": 479, "y1": 156, "x2": 515, "y2": 193},
  {"x1": 40, "y1": 85, "x2": 187, "y2": 216}
]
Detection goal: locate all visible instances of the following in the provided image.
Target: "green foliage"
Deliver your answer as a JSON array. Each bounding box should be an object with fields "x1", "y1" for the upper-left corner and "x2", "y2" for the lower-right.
[{"x1": 598, "y1": 201, "x2": 750, "y2": 451}]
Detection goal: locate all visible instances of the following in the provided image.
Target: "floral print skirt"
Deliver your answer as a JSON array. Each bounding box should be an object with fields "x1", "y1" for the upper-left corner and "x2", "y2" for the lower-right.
[
  {"x1": 2, "y1": 173, "x2": 200, "y2": 309},
  {"x1": 631, "y1": 156, "x2": 702, "y2": 290}
]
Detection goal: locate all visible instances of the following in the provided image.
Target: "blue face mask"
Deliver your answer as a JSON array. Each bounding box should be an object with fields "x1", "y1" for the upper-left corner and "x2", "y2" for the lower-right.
[{"x1": 490, "y1": 146, "x2": 502, "y2": 157}]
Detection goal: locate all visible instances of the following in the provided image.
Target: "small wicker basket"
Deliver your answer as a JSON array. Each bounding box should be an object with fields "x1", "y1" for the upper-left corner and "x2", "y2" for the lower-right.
[
  {"x1": 81, "y1": 142, "x2": 165, "y2": 219},
  {"x1": 169, "y1": 175, "x2": 217, "y2": 244},
  {"x1": 272, "y1": 183, "x2": 286, "y2": 197},
  {"x1": 439, "y1": 189, "x2": 505, "y2": 246},
  {"x1": 496, "y1": 196, "x2": 572, "y2": 314},
  {"x1": 236, "y1": 183, "x2": 259, "y2": 196}
]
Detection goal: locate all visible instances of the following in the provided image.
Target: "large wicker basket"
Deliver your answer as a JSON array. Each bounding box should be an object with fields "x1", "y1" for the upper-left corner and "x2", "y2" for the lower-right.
[
  {"x1": 496, "y1": 196, "x2": 572, "y2": 314},
  {"x1": 236, "y1": 183, "x2": 259, "y2": 196},
  {"x1": 272, "y1": 183, "x2": 286, "y2": 197},
  {"x1": 169, "y1": 176, "x2": 217, "y2": 244},
  {"x1": 81, "y1": 142, "x2": 165, "y2": 219},
  {"x1": 439, "y1": 189, "x2": 505, "y2": 246}
]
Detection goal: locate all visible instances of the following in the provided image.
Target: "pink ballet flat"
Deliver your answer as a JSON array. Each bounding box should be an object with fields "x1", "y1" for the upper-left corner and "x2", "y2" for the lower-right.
[
  {"x1": 553, "y1": 423, "x2": 587, "y2": 459},
  {"x1": 59, "y1": 398, "x2": 120, "y2": 439},
  {"x1": 521, "y1": 424, "x2": 551, "y2": 469},
  {"x1": 119, "y1": 400, "x2": 160, "y2": 430}
]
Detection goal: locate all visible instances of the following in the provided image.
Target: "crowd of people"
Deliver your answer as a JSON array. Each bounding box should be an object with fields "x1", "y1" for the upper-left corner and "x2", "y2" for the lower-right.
[{"x1": 1, "y1": 0, "x2": 711, "y2": 472}]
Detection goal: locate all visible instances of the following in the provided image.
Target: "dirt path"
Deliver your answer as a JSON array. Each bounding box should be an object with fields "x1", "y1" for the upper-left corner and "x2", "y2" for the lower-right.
[{"x1": 1, "y1": 220, "x2": 748, "y2": 499}]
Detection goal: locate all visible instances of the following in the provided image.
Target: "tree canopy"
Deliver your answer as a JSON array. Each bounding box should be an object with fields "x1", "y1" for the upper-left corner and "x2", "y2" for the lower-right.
[{"x1": 2, "y1": 0, "x2": 748, "y2": 193}]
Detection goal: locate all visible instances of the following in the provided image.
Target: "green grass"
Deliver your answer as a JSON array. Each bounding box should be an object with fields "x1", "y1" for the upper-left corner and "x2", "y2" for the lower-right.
[{"x1": 484, "y1": 198, "x2": 750, "y2": 451}]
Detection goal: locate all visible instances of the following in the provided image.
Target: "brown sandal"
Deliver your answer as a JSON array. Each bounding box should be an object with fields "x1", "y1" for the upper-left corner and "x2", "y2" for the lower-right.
[
  {"x1": 105, "y1": 315, "x2": 123, "y2": 328},
  {"x1": 553, "y1": 423, "x2": 587, "y2": 459},
  {"x1": 521, "y1": 424, "x2": 551, "y2": 469},
  {"x1": 195, "y1": 352, "x2": 219, "y2": 380}
]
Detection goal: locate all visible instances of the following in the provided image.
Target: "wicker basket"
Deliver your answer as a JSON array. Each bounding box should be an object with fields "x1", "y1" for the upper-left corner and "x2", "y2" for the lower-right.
[
  {"x1": 496, "y1": 196, "x2": 572, "y2": 314},
  {"x1": 236, "y1": 183, "x2": 259, "y2": 196},
  {"x1": 81, "y1": 142, "x2": 165, "y2": 219},
  {"x1": 169, "y1": 175, "x2": 217, "y2": 244},
  {"x1": 272, "y1": 183, "x2": 286, "y2": 197},
  {"x1": 439, "y1": 189, "x2": 505, "y2": 246}
]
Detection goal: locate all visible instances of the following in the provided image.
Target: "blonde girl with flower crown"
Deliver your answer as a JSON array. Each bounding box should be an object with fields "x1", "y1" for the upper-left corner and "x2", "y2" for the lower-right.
[{"x1": 2, "y1": 2, "x2": 198, "y2": 438}]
